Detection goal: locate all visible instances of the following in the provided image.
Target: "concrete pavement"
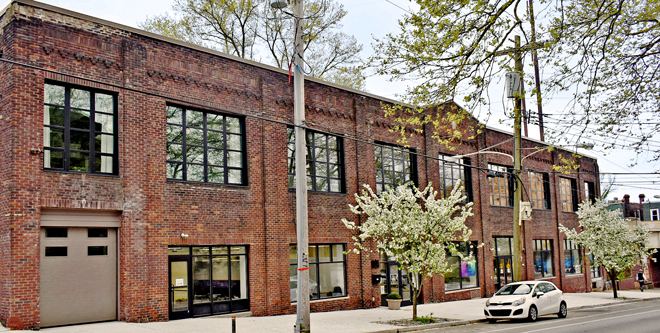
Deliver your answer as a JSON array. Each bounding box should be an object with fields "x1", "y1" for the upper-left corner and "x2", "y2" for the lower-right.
[{"x1": 3, "y1": 289, "x2": 660, "y2": 333}]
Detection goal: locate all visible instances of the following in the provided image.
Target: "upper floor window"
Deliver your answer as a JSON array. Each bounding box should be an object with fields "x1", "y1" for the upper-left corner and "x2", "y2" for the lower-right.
[
  {"x1": 584, "y1": 181, "x2": 596, "y2": 203},
  {"x1": 374, "y1": 143, "x2": 416, "y2": 193},
  {"x1": 559, "y1": 177, "x2": 578, "y2": 212},
  {"x1": 529, "y1": 172, "x2": 550, "y2": 209},
  {"x1": 43, "y1": 83, "x2": 117, "y2": 174},
  {"x1": 287, "y1": 128, "x2": 344, "y2": 193},
  {"x1": 651, "y1": 209, "x2": 659, "y2": 221},
  {"x1": 439, "y1": 155, "x2": 472, "y2": 202},
  {"x1": 166, "y1": 106, "x2": 246, "y2": 185},
  {"x1": 488, "y1": 164, "x2": 512, "y2": 207}
]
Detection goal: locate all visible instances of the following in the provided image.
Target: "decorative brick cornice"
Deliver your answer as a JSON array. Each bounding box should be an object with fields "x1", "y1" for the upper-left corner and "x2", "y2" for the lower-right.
[
  {"x1": 41, "y1": 45, "x2": 123, "y2": 70},
  {"x1": 146, "y1": 69, "x2": 262, "y2": 100}
]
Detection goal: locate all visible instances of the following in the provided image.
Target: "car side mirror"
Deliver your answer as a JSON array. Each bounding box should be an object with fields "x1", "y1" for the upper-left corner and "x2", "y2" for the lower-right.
[{"x1": 535, "y1": 291, "x2": 545, "y2": 298}]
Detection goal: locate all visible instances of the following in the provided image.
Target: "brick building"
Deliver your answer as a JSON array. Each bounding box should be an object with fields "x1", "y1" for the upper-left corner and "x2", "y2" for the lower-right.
[{"x1": 0, "y1": 0, "x2": 600, "y2": 329}]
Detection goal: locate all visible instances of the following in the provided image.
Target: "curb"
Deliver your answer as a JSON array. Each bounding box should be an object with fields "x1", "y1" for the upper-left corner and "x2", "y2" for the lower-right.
[{"x1": 367, "y1": 296, "x2": 660, "y2": 333}]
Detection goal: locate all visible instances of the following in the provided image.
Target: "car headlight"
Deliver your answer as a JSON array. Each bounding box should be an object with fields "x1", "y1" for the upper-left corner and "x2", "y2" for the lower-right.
[
  {"x1": 486, "y1": 299, "x2": 490, "y2": 307},
  {"x1": 512, "y1": 297, "x2": 526, "y2": 307}
]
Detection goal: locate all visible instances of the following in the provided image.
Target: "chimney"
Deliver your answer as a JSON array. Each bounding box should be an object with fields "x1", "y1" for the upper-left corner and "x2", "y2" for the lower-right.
[
  {"x1": 639, "y1": 194, "x2": 645, "y2": 203},
  {"x1": 623, "y1": 194, "x2": 630, "y2": 204}
]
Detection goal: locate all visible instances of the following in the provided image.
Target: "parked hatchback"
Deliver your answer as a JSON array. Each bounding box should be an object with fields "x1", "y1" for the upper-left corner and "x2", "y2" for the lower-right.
[{"x1": 484, "y1": 281, "x2": 567, "y2": 322}]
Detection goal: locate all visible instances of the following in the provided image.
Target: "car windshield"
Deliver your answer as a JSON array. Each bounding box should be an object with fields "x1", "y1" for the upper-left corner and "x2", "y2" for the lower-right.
[{"x1": 496, "y1": 283, "x2": 534, "y2": 295}]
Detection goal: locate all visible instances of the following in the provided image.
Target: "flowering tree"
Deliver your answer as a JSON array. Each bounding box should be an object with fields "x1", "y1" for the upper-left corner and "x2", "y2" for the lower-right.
[
  {"x1": 559, "y1": 200, "x2": 655, "y2": 298},
  {"x1": 342, "y1": 181, "x2": 474, "y2": 319}
]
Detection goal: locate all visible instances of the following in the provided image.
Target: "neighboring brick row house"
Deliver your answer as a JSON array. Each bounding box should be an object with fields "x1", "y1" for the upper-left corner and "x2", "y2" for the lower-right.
[{"x1": 0, "y1": 0, "x2": 600, "y2": 329}]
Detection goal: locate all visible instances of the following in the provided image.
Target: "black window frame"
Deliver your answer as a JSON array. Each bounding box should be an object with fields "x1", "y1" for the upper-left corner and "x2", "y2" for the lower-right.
[
  {"x1": 439, "y1": 155, "x2": 472, "y2": 203},
  {"x1": 529, "y1": 171, "x2": 551, "y2": 209},
  {"x1": 563, "y1": 239, "x2": 583, "y2": 275},
  {"x1": 488, "y1": 164, "x2": 513, "y2": 207},
  {"x1": 533, "y1": 239, "x2": 554, "y2": 279},
  {"x1": 445, "y1": 241, "x2": 479, "y2": 291},
  {"x1": 374, "y1": 142, "x2": 418, "y2": 193},
  {"x1": 43, "y1": 81, "x2": 119, "y2": 175},
  {"x1": 559, "y1": 177, "x2": 578, "y2": 212},
  {"x1": 290, "y1": 243, "x2": 347, "y2": 302},
  {"x1": 166, "y1": 105, "x2": 247, "y2": 185},
  {"x1": 287, "y1": 127, "x2": 345, "y2": 193}
]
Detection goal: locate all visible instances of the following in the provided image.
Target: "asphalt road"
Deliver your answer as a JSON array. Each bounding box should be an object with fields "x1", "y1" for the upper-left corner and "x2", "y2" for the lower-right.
[{"x1": 421, "y1": 299, "x2": 660, "y2": 333}]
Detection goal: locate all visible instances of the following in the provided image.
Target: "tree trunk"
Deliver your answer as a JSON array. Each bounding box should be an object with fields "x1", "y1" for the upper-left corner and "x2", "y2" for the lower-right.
[
  {"x1": 608, "y1": 269, "x2": 618, "y2": 299},
  {"x1": 409, "y1": 271, "x2": 419, "y2": 320}
]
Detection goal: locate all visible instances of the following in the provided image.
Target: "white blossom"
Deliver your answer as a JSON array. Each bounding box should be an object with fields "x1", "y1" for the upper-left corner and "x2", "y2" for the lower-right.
[
  {"x1": 559, "y1": 200, "x2": 656, "y2": 298},
  {"x1": 342, "y1": 181, "x2": 474, "y2": 318}
]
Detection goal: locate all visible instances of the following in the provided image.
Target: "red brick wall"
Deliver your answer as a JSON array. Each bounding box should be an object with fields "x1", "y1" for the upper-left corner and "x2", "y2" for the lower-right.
[{"x1": 0, "y1": 2, "x2": 599, "y2": 329}]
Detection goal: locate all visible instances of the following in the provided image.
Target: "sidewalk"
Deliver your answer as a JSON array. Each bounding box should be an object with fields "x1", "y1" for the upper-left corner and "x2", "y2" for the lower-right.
[{"x1": 4, "y1": 289, "x2": 660, "y2": 333}]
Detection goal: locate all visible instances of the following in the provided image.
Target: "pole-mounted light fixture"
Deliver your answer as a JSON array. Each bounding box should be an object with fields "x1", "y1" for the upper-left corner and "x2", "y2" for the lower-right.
[{"x1": 270, "y1": 0, "x2": 288, "y2": 9}]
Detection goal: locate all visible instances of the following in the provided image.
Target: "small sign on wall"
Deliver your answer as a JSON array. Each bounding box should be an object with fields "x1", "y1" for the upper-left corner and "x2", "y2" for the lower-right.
[
  {"x1": 520, "y1": 202, "x2": 532, "y2": 220},
  {"x1": 175, "y1": 278, "x2": 185, "y2": 286}
]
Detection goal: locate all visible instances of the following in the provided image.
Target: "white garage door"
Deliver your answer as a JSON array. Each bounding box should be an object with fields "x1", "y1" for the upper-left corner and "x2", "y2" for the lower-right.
[{"x1": 40, "y1": 210, "x2": 119, "y2": 327}]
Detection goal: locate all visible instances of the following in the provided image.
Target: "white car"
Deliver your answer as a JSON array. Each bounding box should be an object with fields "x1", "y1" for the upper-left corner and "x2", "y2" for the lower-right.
[{"x1": 484, "y1": 281, "x2": 567, "y2": 322}]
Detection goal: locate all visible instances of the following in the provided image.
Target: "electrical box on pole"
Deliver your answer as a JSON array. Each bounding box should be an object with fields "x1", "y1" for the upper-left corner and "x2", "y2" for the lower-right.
[{"x1": 505, "y1": 72, "x2": 521, "y2": 99}]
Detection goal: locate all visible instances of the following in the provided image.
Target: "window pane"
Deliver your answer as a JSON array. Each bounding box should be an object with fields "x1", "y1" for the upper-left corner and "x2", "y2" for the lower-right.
[
  {"x1": 445, "y1": 256, "x2": 461, "y2": 291},
  {"x1": 227, "y1": 151, "x2": 242, "y2": 168},
  {"x1": 332, "y1": 245, "x2": 344, "y2": 262},
  {"x1": 95, "y1": 134, "x2": 114, "y2": 153},
  {"x1": 230, "y1": 255, "x2": 248, "y2": 299},
  {"x1": 317, "y1": 245, "x2": 331, "y2": 263},
  {"x1": 44, "y1": 106, "x2": 65, "y2": 126},
  {"x1": 207, "y1": 149, "x2": 224, "y2": 166},
  {"x1": 44, "y1": 84, "x2": 65, "y2": 105},
  {"x1": 207, "y1": 114, "x2": 224, "y2": 131},
  {"x1": 186, "y1": 146, "x2": 204, "y2": 164},
  {"x1": 96, "y1": 156, "x2": 113, "y2": 173},
  {"x1": 70, "y1": 110, "x2": 91, "y2": 130},
  {"x1": 88, "y1": 246, "x2": 108, "y2": 256},
  {"x1": 95, "y1": 93, "x2": 114, "y2": 113},
  {"x1": 70, "y1": 89, "x2": 91, "y2": 109},
  {"x1": 461, "y1": 260, "x2": 477, "y2": 288},
  {"x1": 167, "y1": 163, "x2": 183, "y2": 179},
  {"x1": 167, "y1": 143, "x2": 183, "y2": 161},
  {"x1": 228, "y1": 169, "x2": 242, "y2": 184},
  {"x1": 88, "y1": 228, "x2": 108, "y2": 238},
  {"x1": 70, "y1": 130, "x2": 90, "y2": 151},
  {"x1": 193, "y1": 256, "x2": 211, "y2": 303},
  {"x1": 212, "y1": 256, "x2": 229, "y2": 301},
  {"x1": 45, "y1": 228, "x2": 67, "y2": 238},
  {"x1": 319, "y1": 262, "x2": 345, "y2": 298},
  {"x1": 330, "y1": 179, "x2": 340, "y2": 192},
  {"x1": 45, "y1": 246, "x2": 67, "y2": 257},
  {"x1": 328, "y1": 136, "x2": 337, "y2": 150},
  {"x1": 44, "y1": 150, "x2": 64, "y2": 169},
  {"x1": 290, "y1": 245, "x2": 297, "y2": 264},
  {"x1": 167, "y1": 106, "x2": 183, "y2": 125},
  {"x1": 186, "y1": 110, "x2": 203, "y2": 128},
  {"x1": 316, "y1": 177, "x2": 328, "y2": 191},
  {"x1": 208, "y1": 166, "x2": 224, "y2": 183},
  {"x1": 186, "y1": 128, "x2": 204, "y2": 146},
  {"x1": 94, "y1": 114, "x2": 114, "y2": 133},
  {"x1": 44, "y1": 127, "x2": 64, "y2": 148},
  {"x1": 70, "y1": 152, "x2": 90, "y2": 172},
  {"x1": 226, "y1": 117, "x2": 241, "y2": 134},
  {"x1": 227, "y1": 134, "x2": 242, "y2": 150},
  {"x1": 316, "y1": 163, "x2": 328, "y2": 177},
  {"x1": 187, "y1": 164, "x2": 204, "y2": 182},
  {"x1": 207, "y1": 131, "x2": 223, "y2": 148}
]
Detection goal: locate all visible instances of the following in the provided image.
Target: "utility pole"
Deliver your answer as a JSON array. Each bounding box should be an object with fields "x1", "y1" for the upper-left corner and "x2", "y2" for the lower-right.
[
  {"x1": 512, "y1": 35, "x2": 524, "y2": 282},
  {"x1": 528, "y1": 0, "x2": 545, "y2": 141},
  {"x1": 292, "y1": 0, "x2": 310, "y2": 332}
]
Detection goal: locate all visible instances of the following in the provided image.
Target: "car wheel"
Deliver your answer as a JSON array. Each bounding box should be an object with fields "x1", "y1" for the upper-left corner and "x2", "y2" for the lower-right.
[
  {"x1": 557, "y1": 302, "x2": 567, "y2": 318},
  {"x1": 528, "y1": 305, "x2": 538, "y2": 322}
]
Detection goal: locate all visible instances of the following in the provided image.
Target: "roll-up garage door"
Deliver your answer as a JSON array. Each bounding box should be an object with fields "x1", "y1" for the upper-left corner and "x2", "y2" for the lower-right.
[{"x1": 40, "y1": 210, "x2": 120, "y2": 327}]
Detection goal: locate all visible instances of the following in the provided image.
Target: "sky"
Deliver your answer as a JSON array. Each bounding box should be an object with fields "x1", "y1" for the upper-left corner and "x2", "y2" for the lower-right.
[{"x1": 29, "y1": 0, "x2": 660, "y2": 202}]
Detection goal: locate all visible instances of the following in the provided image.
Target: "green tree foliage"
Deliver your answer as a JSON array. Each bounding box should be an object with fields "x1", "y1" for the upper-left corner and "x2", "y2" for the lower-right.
[
  {"x1": 342, "y1": 181, "x2": 474, "y2": 319},
  {"x1": 370, "y1": 0, "x2": 660, "y2": 158},
  {"x1": 139, "y1": 0, "x2": 365, "y2": 90},
  {"x1": 559, "y1": 200, "x2": 656, "y2": 298}
]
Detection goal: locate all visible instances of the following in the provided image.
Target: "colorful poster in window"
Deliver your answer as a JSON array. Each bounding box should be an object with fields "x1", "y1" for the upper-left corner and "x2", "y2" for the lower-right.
[{"x1": 461, "y1": 261, "x2": 476, "y2": 277}]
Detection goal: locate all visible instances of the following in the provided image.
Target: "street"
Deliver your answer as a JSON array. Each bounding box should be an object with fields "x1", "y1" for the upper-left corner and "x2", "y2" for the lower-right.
[{"x1": 422, "y1": 299, "x2": 660, "y2": 333}]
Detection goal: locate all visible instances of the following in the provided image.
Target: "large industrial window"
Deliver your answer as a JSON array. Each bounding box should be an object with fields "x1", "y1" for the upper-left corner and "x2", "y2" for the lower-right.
[
  {"x1": 488, "y1": 164, "x2": 512, "y2": 206},
  {"x1": 445, "y1": 242, "x2": 479, "y2": 291},
  {"x1": 43, "y1": 83, "x2": 117, "y2": 174},
  {"x1": 287, "y1": 128, "x2": 344, "y2": 193},
  {"x1": 529, "y1": 172, "x2": 550, "y2": 209},
  {"x1": 533, "y1": 239, "x2": 554, "y2": 279},
  {"x1": 564, "y1": 239, "x2": 582, "y2": 275},
  {"x1": 166, "y1": 106, "x2": 246, "y2": 185},
  {"x1": 290, "y1": 244, "x2": 346, "y2": 302},
  {"x1": 374, "y1": 143, "x2": 416, "y2": 193},
  {"x1": 559, "y1": 178, "x2": 578, "y2": 212},
  {"x1": 439, "y1": 155, "x2": 472, "y2": 202}
]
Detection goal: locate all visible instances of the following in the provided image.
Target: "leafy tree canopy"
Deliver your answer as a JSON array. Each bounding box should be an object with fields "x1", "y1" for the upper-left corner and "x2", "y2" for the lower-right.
[
  {"x1": 370, "y1": 0, "x2": 660, "y2": 160},
  {"x1": 559, "y1": 199, "x2": 656, "y2": 298},
  {"x1": 342, "y1": 181, "x2": 474, "y2": 319},
  {"x1": 139, "y1": 0, "x2": 366, "y2": 90}
]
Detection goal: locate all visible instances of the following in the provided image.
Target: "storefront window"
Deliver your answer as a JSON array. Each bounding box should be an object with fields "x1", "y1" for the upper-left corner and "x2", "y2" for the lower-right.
[
  {"x1": 533, "y1": 240, "x2": 554, "y2": 278},
  {"x1": 290, "y1": 244, "x2": 346, "y2": 302},
  {"x1": 445, "y1": 242, "x2": 478, "y2": 291},
  {"x1": 564, "y1": 239, "x2": 582, "y2": 275}
]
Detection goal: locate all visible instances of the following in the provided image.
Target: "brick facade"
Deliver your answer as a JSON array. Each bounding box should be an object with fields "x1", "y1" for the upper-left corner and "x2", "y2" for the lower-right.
[{"x1": 0, "y1": 1, "x2": 599, "y2": 329}]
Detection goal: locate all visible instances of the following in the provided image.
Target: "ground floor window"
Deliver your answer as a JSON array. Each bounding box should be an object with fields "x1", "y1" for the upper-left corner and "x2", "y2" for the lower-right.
[
  {"x1": 590, "y1": 254, "x2": 602, "y2": 279},
  {"x1": 445, "y1": 242, "x2": 479, "y2": 291},
  {"x1": 564, "y1": 239, "x2": 582, "y2": 275},
  {"x1": 533, "y1": 239, "x2": 554, "y2": 278},
  {"x1": 168, "y1": 245, "x2": 249, "y2": 319},
  {"x1": 290, "y1": 244, "x2": 346, "y2": 302}
]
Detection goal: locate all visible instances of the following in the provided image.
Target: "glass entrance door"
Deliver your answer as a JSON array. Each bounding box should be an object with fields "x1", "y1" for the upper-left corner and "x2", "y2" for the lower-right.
[
  {"x1": 380, "y1": 254, "x2": 417, "y2": 306},
  {"x1": 169, "y1": 256, "x2": 191, "y2": 320},
  {"x1": 494, "y1": 257, "x2": 512, "y2": 291}
]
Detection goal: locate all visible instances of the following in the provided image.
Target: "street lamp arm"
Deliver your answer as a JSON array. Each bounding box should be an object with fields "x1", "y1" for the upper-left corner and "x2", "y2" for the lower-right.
[
  {"x1": 521, "y1": 146, "x2": 550, "y2": 165},
  {"x1": 455, "y1": 151, "x2": 515, "y2": 163}
]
